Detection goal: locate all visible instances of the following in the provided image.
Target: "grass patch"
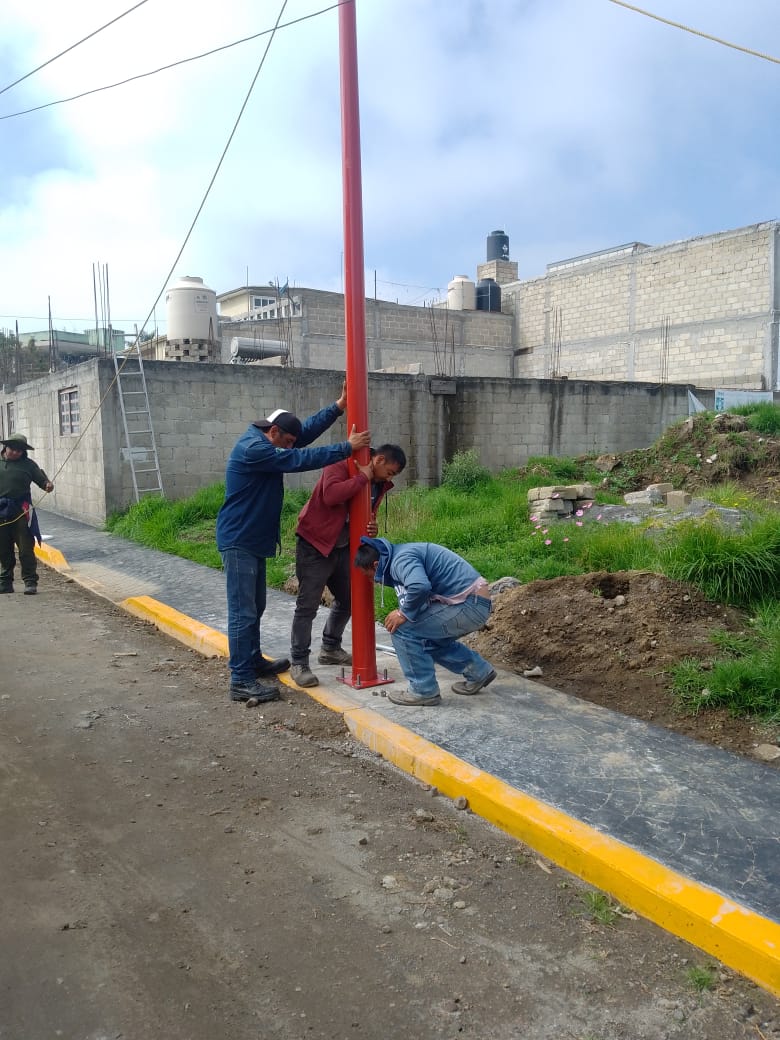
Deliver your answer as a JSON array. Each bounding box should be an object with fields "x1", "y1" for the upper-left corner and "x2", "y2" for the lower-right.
[
  {"x1": 576, "y1": 891, "x2": 623, "y2": 925},
  {"x1": 661, "y1": 515, "x2": 780, "y2": 606},
  {"x1": 731, "y1": 401, "x2": 780, "y2": 436},
  {"x1": 685, "y1": 963, "x2": 717, "y2": 993},
  {"x1": 670, "y1": 604, "x2": 780, "y2": 719}
]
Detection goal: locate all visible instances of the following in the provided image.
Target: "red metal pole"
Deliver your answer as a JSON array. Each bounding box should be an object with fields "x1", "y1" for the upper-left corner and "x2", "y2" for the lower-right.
[{"x1": 338, "y1": 0, "x2": 381, "y2": 687}]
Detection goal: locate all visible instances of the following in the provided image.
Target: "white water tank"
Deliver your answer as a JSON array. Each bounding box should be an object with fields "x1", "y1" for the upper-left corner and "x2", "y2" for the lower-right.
[
  {"x1": 230, "y1": 337, "x2": 288, "y2": 362},
  {"x1": 447, "y1": 275, "x2": 476, "y2": 311},
  {"x1": 165, "y1": 276, "x2": 218, "y2": 341}
]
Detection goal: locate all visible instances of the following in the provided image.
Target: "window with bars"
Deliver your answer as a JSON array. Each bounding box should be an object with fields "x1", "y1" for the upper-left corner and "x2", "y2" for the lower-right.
[{"x1": 59, "y1": 387, "x2": 80, "y2": 435}]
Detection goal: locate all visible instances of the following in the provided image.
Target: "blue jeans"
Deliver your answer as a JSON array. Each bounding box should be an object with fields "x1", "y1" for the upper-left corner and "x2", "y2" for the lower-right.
[
  {"x1": 221, "y1": 548, "x2": 267, "y2": 685},
  {"x1": 390, "y1": 595, "x2": 493, "y2": 697}
]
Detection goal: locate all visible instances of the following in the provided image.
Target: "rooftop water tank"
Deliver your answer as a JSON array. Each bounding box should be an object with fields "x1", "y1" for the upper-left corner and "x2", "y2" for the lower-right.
[
  {"x1": 165, "y1": 276, "x2": 218, "y2": 342},
  {"x1": 476, "y1": 277, "x2": 502, "y2": 312},
  {"x1": 230, "y1": 337, "x2": 288, "y2": 362},
  {"x1": 486, "y1": 229, "x2": 510, "y2": 262},
  {"x1": 447, "y1": 275, "x2": 476, "y2": 311}
]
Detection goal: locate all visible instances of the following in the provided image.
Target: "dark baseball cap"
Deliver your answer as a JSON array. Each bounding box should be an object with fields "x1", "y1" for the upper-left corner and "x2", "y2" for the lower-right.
[{"x1": 253, "y1": 409, "x2": 303, "y2": 439}]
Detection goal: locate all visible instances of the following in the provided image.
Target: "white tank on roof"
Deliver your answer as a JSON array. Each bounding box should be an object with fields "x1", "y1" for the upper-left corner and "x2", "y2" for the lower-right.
[
  {"x1": 165, "y1": 275, "x2": 218, "y2": 342},
  {"x1": 447, "y1": 275, "x2": 476, "y2": 311}
]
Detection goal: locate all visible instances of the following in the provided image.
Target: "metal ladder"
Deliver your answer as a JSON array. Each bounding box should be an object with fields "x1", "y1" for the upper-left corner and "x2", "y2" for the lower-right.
[{"x1": 112, "y1": 342, "x2": 164, "y2": 502}]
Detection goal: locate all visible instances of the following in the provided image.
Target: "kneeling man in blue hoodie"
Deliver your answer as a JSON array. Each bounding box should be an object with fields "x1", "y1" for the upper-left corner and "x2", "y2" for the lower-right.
[{"x1": 354, "y1": 537, "x2": 496, "y2": 706}]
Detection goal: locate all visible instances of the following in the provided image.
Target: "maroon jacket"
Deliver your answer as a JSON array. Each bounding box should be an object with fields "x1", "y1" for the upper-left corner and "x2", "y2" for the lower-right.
[{"x1": 296, "y1": 458, "x2": 394, "y2": 557}]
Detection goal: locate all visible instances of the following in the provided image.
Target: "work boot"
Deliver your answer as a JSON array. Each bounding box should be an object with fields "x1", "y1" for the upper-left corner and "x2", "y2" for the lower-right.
[
  {"x1": 291, "y1": 663, "x2": 319, "y2": 688},
  {"x1": 451, "y1": 669, "x2": 497, "y2": 696},
  {"x1": 317, "y1": 646, "x2": 352, "y2": 666},
  {"x1": 23, "y1": 583, "x2": 37, "y2": 596},
  {"x1": 229, "y1": 679, "x2": 280, "y2": 704},
  {"x1": 254, "y1": 655, "x2": 290, "y2": 678}
]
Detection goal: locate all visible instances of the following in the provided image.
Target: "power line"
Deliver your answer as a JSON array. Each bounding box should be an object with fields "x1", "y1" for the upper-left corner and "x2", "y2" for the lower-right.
[
  {"x1": 0, "y1": 0, "x2": 152, "y2": 98},
  {"x1": 0, "y1": 3, "x2": 344, "y2": 122},
  {"x1": 607, "y1": 0, "x2": 780, "y2": 66}
]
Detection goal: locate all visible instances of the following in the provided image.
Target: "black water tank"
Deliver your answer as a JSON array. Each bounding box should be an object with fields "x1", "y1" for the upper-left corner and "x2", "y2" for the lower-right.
[
  {"x1": 476, "y1": 277, "x2": 502, "y2": 312},
  {"x1": 486, "y1": 229, "x2": 510, "y2": 262}
]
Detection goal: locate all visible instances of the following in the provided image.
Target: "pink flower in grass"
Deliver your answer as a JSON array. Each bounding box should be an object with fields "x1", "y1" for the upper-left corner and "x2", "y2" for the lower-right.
[
  {"x1": 583, "y1": 502, "x2": 593, "y2": 509},
  {"x1": 530, "y1": 515, "x2": 538, "y2": 522},
  {"x1": 544, "y1": 538, "x2": 552, "y2": 545},
  {"x1": 575, "y1": 521, "x2": 583, "y2": 527},
  {"x1": 575, "y1": 509, "x2": 584, "y2": 517},
  {"x1": 551, "y1": 492, "x2": 560, "y2": 499},
  {"x1": 563, "y1": 537, "x2": 569, "y2": 542},
  {"x1": 597, "y1": 514, "x2": 603, "y2": 521}
]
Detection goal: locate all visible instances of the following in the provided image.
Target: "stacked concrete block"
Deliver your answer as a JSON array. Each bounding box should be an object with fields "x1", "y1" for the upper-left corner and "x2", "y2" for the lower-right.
[{"x1": 528, "y1": 484, "x2": 596, "y2": 521}]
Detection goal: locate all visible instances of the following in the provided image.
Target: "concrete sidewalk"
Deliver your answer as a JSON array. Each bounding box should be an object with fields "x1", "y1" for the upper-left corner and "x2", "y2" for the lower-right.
[{"x1": 32, "y1": 509, "x2": 780, "y2": 996}]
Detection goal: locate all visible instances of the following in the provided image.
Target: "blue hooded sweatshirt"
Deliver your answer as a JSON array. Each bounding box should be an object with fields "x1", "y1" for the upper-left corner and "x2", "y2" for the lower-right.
[
  {"x1": 359, "y1": 536, "x2": 482, "y2": 622},
  {"x1": 217, "y1": 403, "x2": 352, "y2": 558}
]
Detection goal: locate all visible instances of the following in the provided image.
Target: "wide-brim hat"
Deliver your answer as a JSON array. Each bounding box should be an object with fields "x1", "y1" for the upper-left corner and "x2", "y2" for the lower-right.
[
  {"x1": 252, "y1": 409, "x2": 302, "y2": 439},
  {"x1": 1, "y1": 434, "x2": 33, "y2": 450}
]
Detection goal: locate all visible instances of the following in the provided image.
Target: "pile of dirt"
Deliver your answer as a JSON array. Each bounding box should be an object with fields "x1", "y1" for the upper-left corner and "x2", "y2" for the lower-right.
[
  {"x1": 592, "y1": 413, "x2": 780, "y2": 501},
  {"x1": 467, "y1": 571, "x2": 780, "y2": 764}
]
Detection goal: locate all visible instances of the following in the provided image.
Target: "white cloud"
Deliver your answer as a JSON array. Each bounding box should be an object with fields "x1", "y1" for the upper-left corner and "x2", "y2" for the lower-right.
[{"x1": 1, "y1": 0, "x2": 779, "y2": 334}]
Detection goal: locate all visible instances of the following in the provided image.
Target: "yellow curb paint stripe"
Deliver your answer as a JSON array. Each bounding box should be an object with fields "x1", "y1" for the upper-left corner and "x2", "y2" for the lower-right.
[
  {"x1": 35, "y1": 542, "x2": 70, "y2": 571},
  {"x1": 121, "y1": 596, "x2": 228, "y2": 659},
  {"x1": 341, "y1": 706, "x2": 780, "y2": 998}
]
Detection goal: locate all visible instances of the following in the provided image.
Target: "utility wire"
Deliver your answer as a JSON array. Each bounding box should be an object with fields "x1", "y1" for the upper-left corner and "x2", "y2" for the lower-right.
[
  {"x1": 25, "y1": 0, "x2": 291, "y2": 497},
  {"x1": 607, "y1": 0, "x2": 780, "y2": 66},
  {"x1": 0, "y1": 3, "x2": 344, "y2": 121},
  {"x1": 0, "y1": 0, "x2": 152, "y2": 97}
]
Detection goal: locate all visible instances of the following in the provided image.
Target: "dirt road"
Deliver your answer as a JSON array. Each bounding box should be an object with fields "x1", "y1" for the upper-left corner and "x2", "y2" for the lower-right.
[{"x1": 1, "y1": 571, "x2": 778, "y2": 1039}]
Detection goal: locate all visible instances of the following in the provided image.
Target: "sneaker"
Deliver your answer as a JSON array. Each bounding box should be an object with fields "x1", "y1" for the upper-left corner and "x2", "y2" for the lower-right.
[
  {"x1": 23, "y1": 583, "x2": 37, "y2": 596},
  {"x1": 254, "y1": 656, "x2": 290, "y2": 678},
  {"x1": 291, "y1": 664, "x2": 319, "y2": 688},
  {"x1": 387, "y1": 688, "x2": 442, "y2": 706},
  {"x1": 451, "y1": 669, "x2": 497, "y2": 696},
  {"x1": 318, "y1": 647, "x2": 352, "y2": 666},
  {"x1": 229, "y1": 680, "x2": 280, "y2": 704}
]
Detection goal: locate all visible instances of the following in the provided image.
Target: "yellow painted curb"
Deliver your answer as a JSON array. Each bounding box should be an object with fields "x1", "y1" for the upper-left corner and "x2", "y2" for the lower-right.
[
  {"x1": 340, "y1": 706, "x2": 780, "y2": 998},
  {"x1": 35, "y1": 542, "x2": 70, "y2": 571},
  {"x1": 121, "y1": 596, "x2": 228, "y2": 659}
]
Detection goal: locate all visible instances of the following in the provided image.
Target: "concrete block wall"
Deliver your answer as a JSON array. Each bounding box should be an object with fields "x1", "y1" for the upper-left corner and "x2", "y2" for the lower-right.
[
  {"x1": 0, "y1": 361, "x2": 709, "y2": 524},
  {"x1": 222, "y1": 289, "x2": 515, "y2": 378},
  {"x1": 512, "y1": 223, "x2": 779, "y2": 389}
]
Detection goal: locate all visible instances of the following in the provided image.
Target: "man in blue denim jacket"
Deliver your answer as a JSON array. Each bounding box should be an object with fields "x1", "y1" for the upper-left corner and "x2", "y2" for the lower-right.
[
  {"x1": 216, "y1": 384, "x2": 369, "y2": 704},
  {"x1": 354, "y1": 537, "x2": 496, "y2": 706}
]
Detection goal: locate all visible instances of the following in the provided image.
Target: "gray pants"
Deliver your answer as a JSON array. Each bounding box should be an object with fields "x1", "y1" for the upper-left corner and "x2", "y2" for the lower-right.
[{"x1": 290, "y1": 536, "x2": 351, "y2": 665}]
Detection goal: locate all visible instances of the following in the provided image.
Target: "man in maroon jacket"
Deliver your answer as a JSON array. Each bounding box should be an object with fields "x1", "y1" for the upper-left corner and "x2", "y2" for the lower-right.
[{"x1": 289, "y1": 444, "x2": 406, "y2": 687}]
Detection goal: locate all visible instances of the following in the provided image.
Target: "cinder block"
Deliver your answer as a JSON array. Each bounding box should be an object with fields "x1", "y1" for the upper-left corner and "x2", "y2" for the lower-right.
[
  {"x1": 665, "y1": 490, "x2": 692, "y2": 509},
  {"x1": 624, "y1": 489, "x2": 663, "y2": 506}
]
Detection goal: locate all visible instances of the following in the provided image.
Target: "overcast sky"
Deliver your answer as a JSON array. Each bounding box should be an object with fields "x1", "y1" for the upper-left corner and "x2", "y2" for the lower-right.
[{"x1": 1, "y1": 0, "x2": 779, "y2": 338}]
